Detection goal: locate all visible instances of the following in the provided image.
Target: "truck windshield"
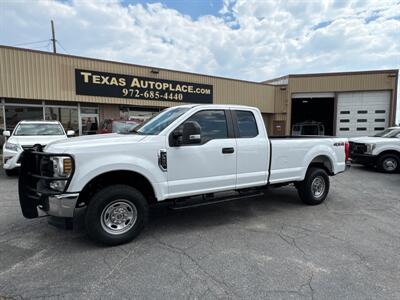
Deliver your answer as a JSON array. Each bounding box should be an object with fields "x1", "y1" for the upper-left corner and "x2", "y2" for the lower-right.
[
  {"x1": 374, "y1": 128, "x2": 400, "y2": 138},
  {"x1": 135, "y1": 107, "x2": 190, "y2": 135},
  {"x1": 14, "y1": 123, "x2": 65, "y2": 136}
]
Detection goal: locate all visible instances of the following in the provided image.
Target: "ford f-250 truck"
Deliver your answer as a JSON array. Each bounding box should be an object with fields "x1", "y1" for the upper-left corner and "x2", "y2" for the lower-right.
[
  {"x1": 18, "y1": 105, "x2": 349, "y2": 245},
  {"x1": 349, "y1": 127, "x2": 400, "y2": 173}
]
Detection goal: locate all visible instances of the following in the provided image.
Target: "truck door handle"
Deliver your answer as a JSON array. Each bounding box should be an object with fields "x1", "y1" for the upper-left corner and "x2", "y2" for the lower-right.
[{"x1": 222, "y1": 147, "x2": 234, "y2": 154}]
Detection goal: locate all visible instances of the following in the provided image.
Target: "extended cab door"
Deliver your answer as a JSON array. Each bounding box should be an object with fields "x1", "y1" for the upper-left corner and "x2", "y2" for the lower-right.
[
  {"x1": 232, "y1": 109, "x2": 270, "y2": 188},
  {"x1": 166, "y1": 109, "x2": 236, "y2": 198}
]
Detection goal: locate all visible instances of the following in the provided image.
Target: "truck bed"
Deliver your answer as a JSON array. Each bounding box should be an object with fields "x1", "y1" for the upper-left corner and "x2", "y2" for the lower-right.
[
  {"x1": 268, "y1": 136, "x2": 347, "y2": 184},
  {"x1": 269, "y1": 135, "x2": 339, "y2": 139}
]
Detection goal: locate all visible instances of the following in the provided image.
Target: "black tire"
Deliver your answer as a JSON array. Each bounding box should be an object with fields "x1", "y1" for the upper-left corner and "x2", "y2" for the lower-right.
[
  {"x1": 376, "y1": 153, "x2": 399, "y2": 173},
  {"x1": 297, "y1": 167, "x2": 330, "y2": 205},
  {"x1": 85, "y1": 184, "x2": 149, "y2": 246},
  {"x1": 5, "y1": 169, "x2": 17, "y2": 176}
]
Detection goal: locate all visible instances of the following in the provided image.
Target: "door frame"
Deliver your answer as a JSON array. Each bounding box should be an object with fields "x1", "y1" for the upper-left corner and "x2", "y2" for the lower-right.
[{"x1": 164, "y1": 107, "x2": 237, "y2": 198}]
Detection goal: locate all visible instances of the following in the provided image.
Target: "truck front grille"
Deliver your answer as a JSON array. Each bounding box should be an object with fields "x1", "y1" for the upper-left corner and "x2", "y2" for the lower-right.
[
  {"x1": 18, "y1": 150, "x2": 73, "y2": 219},
  {"x1": 349, "y1": 142, "x2": 367, "y2": 154},
  {"x1": 22, "y1": 145, "x2": 46, "y2": 151}
]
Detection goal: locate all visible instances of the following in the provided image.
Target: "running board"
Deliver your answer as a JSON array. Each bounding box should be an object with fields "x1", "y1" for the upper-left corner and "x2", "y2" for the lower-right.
[{"x1": 170, "y1": 192, "x2": 264, "y2": 210}]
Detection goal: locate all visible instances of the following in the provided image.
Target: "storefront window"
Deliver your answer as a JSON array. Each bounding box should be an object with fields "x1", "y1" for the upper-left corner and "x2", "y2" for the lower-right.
[
  {"x1": 127, "y1": 110, "x2": 157, "y2": 125},
  {"x1": 45, "y1": 107, "x2": 79, "y2": 134},
  {"x1": 81, "y1": 107, "x2": 98, "y2": 114},
  {"x1": 119, "y1": 106, "x2": 160, "y2": 126},
  {"x1": 5, "y1": 106, "x2": 43, "y2": 132}
]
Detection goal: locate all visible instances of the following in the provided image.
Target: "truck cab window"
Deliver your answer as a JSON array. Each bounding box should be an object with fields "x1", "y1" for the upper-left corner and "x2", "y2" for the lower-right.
[
  {"x1": 234, "y1": 110, "x2": 258, "y2": 138},
  {"x1": 182, "y1": 110, "x2": 228, "y2": 144}
]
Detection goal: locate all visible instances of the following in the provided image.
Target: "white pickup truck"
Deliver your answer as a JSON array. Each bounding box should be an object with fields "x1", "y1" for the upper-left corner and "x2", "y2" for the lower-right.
[
  {"x1": 19, "y1": 105, "x2": 349, "y2": 245},
  {"x1": 349, "y1": 126, "x2": 400, "y2": 173}
]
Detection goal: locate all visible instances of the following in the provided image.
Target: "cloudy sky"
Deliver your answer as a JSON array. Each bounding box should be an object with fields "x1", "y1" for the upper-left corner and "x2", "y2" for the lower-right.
[{"x1": 1, "y1": 0, "x2": 399, "y2": 120}]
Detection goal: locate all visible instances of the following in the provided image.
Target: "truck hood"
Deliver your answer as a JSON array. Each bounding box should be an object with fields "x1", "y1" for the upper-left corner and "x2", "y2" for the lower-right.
[
  {"x1": 45, "y1": 133, "x2": 148, "y2": 153},
  {"x1": 349, "y1": 136, "x2": 392, "y2": 144},
  {"x1": 7, "y1": 135, "x2": 67, "y2": 147}
]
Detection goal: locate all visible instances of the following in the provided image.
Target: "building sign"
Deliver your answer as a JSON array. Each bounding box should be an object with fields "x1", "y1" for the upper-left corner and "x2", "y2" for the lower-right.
[{"x1": 75, "y1": 69, "x2": 213, "y2": 104}]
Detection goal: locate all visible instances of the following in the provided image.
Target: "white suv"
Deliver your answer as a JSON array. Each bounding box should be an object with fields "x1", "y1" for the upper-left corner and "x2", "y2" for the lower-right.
[{"x1": 2, "y1": 120, "x2": 74, "y2": 176}]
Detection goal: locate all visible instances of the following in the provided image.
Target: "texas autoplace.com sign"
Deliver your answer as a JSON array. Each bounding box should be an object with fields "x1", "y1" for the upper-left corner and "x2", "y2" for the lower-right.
[{"x1": 75, "y1": 69, "x2": 213, "y2": 104}]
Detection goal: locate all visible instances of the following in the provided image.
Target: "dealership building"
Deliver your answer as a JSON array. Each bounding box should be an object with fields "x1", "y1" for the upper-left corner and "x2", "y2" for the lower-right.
[{"x1": 0, "y1": 45, "x2": 398, "y2": 138}]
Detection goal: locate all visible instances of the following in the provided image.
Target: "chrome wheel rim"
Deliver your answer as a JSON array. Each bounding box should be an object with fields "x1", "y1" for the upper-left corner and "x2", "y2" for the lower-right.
[
  {"x1": 311, "y1": 176, "x2": 325, "y2": 199},
  {"x1": 383, "y1": 158, "x2": 397, "y2": 171},
  {"x1": 100, "y1": 200, "x2": 137, "y2": 235}
]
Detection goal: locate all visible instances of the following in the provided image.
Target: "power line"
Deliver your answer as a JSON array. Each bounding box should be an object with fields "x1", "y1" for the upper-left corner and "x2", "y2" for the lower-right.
[
  {"x1": 11, "y1": 39, "x2": 50, "y2": 47},
  {"x1": 56, "y1": 40, "x2": 68, "y2": 54},
  {"x1": 46, "y1": 41, "x2": 52, "y2": 51},
  {"x1": 11, "y1": 21, "x2": 69, "y2": 54},
  {"x1": 28, "y1": 44, "x2": 52, "y2": 51}
]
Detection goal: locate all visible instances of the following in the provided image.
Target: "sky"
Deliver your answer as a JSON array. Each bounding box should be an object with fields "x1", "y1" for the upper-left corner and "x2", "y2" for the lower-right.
[{"x1": 0, "y1": 0, "x2": 399, "y2": 121}]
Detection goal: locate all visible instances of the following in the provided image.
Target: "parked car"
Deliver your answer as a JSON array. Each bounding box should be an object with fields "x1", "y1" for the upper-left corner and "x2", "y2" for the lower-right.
[
  {"x1": 98, "y1": 119, "x2": 140, "y2": 134},
  {"x1": 349, "y1": 126, "x2": 400, "y2": 173},
  {"x1": 292, "y1": 121, "x2": 325, "y2": 136},
  {"x1": 2, "y1": 120, "x2": 74, "y2": 176},
  {"x1": 18, "y1": 105, "x2": 349, "y2": 245}
]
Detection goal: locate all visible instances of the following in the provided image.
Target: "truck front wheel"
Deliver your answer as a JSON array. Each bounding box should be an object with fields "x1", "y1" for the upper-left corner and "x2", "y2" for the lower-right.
[
  {"x1": 297, "y1": 167, "x2": 330, "y2": 205},
  {"x1": 5, "y1": 168, "x2": 18, "y2": 177},
  {"x1": 85, "y1": 184, "x2": 149, "y2": 245},
  {"x1": 376, "y1": 153, "x2": 399, "y2": 173}
]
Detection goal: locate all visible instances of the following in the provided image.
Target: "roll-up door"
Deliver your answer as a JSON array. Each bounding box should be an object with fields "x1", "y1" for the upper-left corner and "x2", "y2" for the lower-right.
[{"x1": 336, "y1": 91, "x2": 390, "y2": 137}]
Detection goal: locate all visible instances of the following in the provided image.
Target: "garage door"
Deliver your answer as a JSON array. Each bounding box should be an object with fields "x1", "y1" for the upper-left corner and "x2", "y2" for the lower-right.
[{"x1": 336, "y1": 91, "x2": 391, "y2": 137}]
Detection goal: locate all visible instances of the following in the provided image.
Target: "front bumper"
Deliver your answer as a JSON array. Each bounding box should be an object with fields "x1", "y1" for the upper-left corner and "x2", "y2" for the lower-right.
[
  {"x1": 350, "y1": 153, "x2": 376, "y2": 165},
  {"x1": 18, "y1": 150, "x2": 77, "y2": 219},
  {"x1": 46, "y1": 193, "x2": 80, "y2": 217}
]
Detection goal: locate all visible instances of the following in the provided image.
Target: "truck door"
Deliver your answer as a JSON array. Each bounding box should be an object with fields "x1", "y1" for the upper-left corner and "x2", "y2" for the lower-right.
[
  {"x1": 232, "y1": 109, "x2": 269, "y2": 188},
  {"x1": 166, "y1": 109, "x2": 237, "y2": 198}
]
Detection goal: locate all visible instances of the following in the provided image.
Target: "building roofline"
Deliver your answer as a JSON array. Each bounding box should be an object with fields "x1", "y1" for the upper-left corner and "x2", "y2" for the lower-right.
[
  {"x1": 0, "y1": 45, "x2": 271, "y2": 86},
  {"x1": 262, "y1": 75, "x2": 289, "y2": 84},
  {"x1": 290, "y1": 69, "x2": 398, "y2": 78},
  {"x1": 264, "y1": 69, "x2": 399, "y2": 83},
  {"x1": 2, "y1": 45, "x2": 397, "y2": 88}
]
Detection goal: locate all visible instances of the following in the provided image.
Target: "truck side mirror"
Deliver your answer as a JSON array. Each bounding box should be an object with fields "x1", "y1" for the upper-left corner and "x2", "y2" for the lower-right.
[
  {"x1": 2, "y1": 130, "x2": 10, "y2": 137},
  {"x1": 182, "y1": 121, "x2": 201, "y2": 145},
  {"x1": 66, "y1": 130, "x2": 75, "y2": 137},
  {"x1": 171, "y1": 130, "x2": 183, "y2": 146}
]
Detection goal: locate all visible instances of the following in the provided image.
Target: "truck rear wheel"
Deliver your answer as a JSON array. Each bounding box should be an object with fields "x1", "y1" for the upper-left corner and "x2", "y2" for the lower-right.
[
  {"x1": 85, "y1": 184, "x2": 149, "y2": 246},
  {"x1": 297, "y1": 167, "x2": 329, "y2": 205}
]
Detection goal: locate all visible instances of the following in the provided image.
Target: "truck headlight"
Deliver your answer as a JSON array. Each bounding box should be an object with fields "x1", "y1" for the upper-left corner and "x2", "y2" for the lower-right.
[
  {"x1": 49, "y1": 156, "x2": 73, "y2": 192},
  {"x1": 365, "y1": 143, "x2": 375, "y2": 154},
  {"x1": 4, "y1": 142, "x2": 20, "y2": 152}
]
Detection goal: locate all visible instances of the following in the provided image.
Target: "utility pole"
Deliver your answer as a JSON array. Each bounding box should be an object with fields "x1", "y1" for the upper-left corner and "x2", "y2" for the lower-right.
[{"x1": 51, "y1": 20, "x2": 57, "y2": 53}]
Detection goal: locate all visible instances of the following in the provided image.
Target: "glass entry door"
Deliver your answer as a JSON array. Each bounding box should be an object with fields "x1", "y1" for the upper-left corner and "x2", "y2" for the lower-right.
[{"x1": 81, "y1": 114, "x2": 99, "y2": 135}]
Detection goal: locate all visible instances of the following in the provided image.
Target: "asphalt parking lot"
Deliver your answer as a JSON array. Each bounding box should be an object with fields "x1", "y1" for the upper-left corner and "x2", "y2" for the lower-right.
[{"x1": 0, "y1": 166, "x2": 399, "y2": 299}]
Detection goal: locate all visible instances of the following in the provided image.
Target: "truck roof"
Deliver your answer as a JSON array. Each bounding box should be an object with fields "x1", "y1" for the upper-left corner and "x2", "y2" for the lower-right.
[{"x1": 173, "y1": 104, "x2": 258, "y2": 110}]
